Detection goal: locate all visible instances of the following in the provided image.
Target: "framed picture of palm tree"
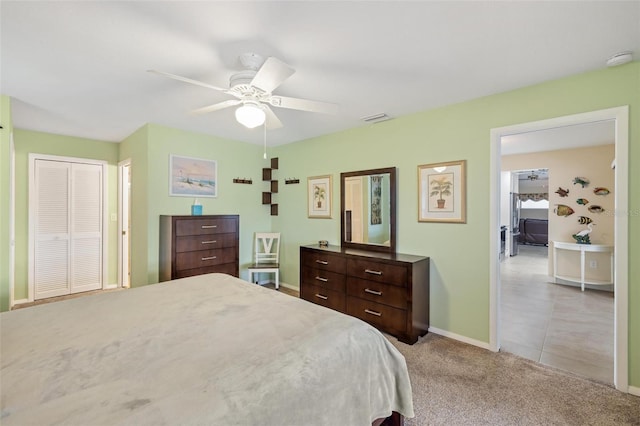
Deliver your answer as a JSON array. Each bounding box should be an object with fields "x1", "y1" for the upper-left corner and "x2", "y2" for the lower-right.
[
  {"x1": 418, "y1": 160, "x2": 466, "y2": 223},
  {"x1": 308, "y1": 175, "x2": 332, "y2": 218},
  {"x1": 307, "y1": 175, "x2": 333, "y2": 219}
]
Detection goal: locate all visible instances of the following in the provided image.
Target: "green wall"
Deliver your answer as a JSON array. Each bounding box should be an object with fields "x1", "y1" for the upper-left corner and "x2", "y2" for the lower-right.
[
  {"x1": 0, "y1": 96, "x2": 13, "y2": 311},
  {"x1": 270, "y1": 62, "x2": 639, "y2": 386},
  {"x1": 1, "y1": 61, "x2": 638, "y2": 388},
  {"x1": 12, "y1": 130, "x2": 120, "y2": 300},
  {"x1": 121, "y1": 123, "x2": 271, "y2": 286}
]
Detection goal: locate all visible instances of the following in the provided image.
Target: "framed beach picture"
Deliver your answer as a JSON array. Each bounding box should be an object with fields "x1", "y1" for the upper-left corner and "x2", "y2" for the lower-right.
[
  {"x1": 418, "y1": 160, "x2": 466, "y2": 223},
  {"x1": 308, "y1": 175, "x2": 332, "y2": 218},
  {"x1": 169, "y1": 154, "x2": 217, "y2": 197}
]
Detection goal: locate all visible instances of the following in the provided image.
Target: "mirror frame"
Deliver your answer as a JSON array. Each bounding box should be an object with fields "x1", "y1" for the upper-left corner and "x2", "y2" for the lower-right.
[{"x1": 340, "y1": 166, "x2": 396, "y2": 253}]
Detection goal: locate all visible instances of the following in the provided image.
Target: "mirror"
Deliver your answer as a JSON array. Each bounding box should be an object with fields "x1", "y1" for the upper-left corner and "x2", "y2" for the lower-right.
[{"x1": 341, "y1": 167, "x2": 396, "y2": 253}]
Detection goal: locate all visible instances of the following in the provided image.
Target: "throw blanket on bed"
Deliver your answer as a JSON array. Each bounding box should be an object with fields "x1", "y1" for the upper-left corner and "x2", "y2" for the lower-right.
[{"x1": 1, "y1": 273, "x2": 414, "y2": 425}]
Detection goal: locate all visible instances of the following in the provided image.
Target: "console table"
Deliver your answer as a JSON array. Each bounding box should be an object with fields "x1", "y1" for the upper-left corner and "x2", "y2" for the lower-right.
[{"x1": 552, "y1": 241, "x2": 614, "y2": 291}]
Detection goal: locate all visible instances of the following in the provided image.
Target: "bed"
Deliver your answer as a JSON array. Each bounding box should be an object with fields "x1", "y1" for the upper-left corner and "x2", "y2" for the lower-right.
[{"x1": 1, "y1": 273, "x2": 414, "y2": 425}]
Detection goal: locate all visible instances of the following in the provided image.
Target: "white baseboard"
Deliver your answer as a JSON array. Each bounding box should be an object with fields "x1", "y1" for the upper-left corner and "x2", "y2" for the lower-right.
[
  {"x1": 628, "y1": 385, "x2": 640, "y2": 397},
  {"x1": 428, "y1": 326, "x2": 491, "y2": 351},
  {"x1": 256, "y1": 279, "x2": 297, "y2": 292},
  {"x1": 278, "y1": 281, "x2": 298, "y2": 292},
  {"x1": 104, "y1": 283, "x2": 118, "y2": 290},
  {"x1": 12, "y1": 298, "x2": 29, "y2": 307}
]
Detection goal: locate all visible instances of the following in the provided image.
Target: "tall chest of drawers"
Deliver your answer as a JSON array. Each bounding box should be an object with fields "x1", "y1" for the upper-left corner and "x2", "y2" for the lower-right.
[
  {"x1": 300, "y1": 244, "x2": 429, "y2": 344},
  {"x1": 159, "y1": 215, "x2": 239, "y2": 281}
]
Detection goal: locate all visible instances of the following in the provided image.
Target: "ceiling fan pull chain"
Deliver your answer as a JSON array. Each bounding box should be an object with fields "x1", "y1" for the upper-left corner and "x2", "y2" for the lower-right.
[{"x1": 263, "y1": 122, "x2": 267, "y2": 159}]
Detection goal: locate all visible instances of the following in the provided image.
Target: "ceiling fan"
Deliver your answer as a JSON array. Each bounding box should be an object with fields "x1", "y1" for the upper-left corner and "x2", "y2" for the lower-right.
[{"x1": 149, "y1": 52, "x2": 338, "y2": 129}]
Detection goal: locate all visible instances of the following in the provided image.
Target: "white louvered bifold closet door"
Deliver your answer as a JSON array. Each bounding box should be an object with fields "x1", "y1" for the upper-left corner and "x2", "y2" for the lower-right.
[{"x1": 34, "y1": 160, "x2": 103, "y2": 300}]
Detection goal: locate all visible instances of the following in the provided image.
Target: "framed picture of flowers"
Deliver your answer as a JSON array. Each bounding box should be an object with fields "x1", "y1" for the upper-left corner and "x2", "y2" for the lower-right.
[
  {"x1": 308, "y1": 175, "x2": 332, "y2": 218},
  {"x1": 418, "y1": 160, "x2": 466, "y2": 223}
]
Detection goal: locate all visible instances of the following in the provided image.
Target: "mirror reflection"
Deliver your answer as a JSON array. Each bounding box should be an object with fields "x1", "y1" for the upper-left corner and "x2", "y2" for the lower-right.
[
  {"x1": 344, "y1": 174, "x2": 391, "y2": 246},
  {"x1": 341, "y1": 167, "x2": 396, "y2": 253}
]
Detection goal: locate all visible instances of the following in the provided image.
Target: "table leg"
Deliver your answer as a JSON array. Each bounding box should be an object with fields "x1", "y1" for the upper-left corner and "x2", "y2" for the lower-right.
[{"x1": 580, "y1": 249, "x2": 585, "y2": 291}]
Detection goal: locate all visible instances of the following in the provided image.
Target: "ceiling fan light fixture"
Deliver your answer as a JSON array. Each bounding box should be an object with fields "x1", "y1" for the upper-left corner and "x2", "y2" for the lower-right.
[{"x1": 235, "y1": 103, "x2": 266, "y2": 128}]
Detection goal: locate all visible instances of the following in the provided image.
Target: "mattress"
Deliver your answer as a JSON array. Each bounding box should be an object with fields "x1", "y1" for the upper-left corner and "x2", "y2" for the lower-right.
[{"x1": 1, "y1": 273, "x2": 414, "y2": 425}]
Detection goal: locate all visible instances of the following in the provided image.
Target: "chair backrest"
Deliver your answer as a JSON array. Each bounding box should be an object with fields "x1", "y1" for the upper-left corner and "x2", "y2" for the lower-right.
[{"x1": 254, "y1": 232, "x2": 280, "y2": 265}]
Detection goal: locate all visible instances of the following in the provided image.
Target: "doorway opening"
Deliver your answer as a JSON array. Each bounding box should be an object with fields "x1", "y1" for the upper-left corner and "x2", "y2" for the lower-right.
[
  {"x1": 490, "y1": 106, "x2": 629, "y2": 392},
  {"x1": 118, "y1": 159, "x2": 131, "y2": 288}
]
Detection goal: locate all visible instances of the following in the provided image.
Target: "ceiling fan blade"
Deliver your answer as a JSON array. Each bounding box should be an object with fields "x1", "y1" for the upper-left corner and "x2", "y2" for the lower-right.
[
  {"x1": 148, "y1": 69, "x2": 229, "y2": 93},
  {"x1": 250, "y1": 57, "x2": 295, "y2": 93},
  {"x1": 190, "y1": 99, "x2": 242, "y2": 115},
  {"x1": 263, "y1": 105, "x2": 283, "y2": 130},
  {"x1": 268, "y1": 95, "x2": 339, "y2": 114}
]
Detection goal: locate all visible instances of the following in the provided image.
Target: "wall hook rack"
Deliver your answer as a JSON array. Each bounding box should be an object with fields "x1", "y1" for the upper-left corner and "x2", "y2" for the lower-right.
[{"x1": 233, "y1": 178, "x2": 252, "y2": 184}]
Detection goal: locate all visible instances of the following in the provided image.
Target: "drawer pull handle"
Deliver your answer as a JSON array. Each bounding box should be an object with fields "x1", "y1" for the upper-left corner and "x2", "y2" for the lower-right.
[
  {"x1": 315, "y1": 294, "x2": 328, "y2": 300},
  {"x1": 365, "y1": 309, "x2": 382, "y2": 317},
  {"x1": 315, "y1": 276, "x2": 328, "y2": 282},
  {"x1": 364, "y1": 288, "x2": 382, "y2": 296},
  {"x1": 365, "y1": 269, "x2": 382, "y2": 276},
  {"x1": 201, "y1": 256, "x2": 217, "y2": 261},
  {"x1": 315, "y1": 260, "x2": 328, "y2": 265},
  {"x1": 201, "y1": 225, "x2": 218, "y2": 229},
  {"x1": 201, "y1": 240, "x2": 217, "y2": 244}
]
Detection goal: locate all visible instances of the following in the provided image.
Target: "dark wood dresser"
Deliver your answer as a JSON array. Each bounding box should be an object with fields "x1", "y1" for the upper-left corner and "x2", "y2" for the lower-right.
[
  {"x1": 300, "y1": 244, "x2": 429, "y2": 344},
  {"x1": 159, "y1": 215, "x2": 239, "y2": 281}
]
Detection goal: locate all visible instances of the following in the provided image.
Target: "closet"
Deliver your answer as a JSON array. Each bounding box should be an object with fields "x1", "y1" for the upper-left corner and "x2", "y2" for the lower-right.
[{"x1": 30, "y1": 155, "x2": 105, "y2": 300}]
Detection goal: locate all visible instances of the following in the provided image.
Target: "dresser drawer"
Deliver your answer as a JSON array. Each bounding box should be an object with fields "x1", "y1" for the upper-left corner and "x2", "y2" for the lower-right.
[
  {"x1": 346, "y1": 296, "x2": 406, "y2": 335},
  {"x1": 302, "y1": 250, "x2": 346, "y2": 274},
  {"x1": 301, "y1": 284, "x2": 346, "y2": 312},
  {"x1": 175, "y1": 218, "x2": 237, "y2": 236},
  {"x1": 346, "y1": 277, "x2": 407, "y2": 310},
  {"x1": 175, "y1": 232, "x2": 237, "y2": 253},
  {"x1": 301, "y1": 267, "x2": 346, "y2": 293},
  {"x1": 175, "y1": 248, "x2": 236, "y2": 271},
  {"x1": 347, "y1": 258, "x2": 407, "y2": 287},
  {"x1": 173, "y1": 263, "x2": 237, "y2": 279}
]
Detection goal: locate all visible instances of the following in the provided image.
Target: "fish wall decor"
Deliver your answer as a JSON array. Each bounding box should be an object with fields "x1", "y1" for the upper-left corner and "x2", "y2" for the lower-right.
[
  {"x1": 555, "y1": 187, "x2": 569, "y2": 197},
  {"x1": 577, "y1": 216, "x2": 593, "y2": 225},
  {"x1": 554, "y1": 204, "x2": 575, "y2": 217},
  {"x1": 593, "y1": 187, "x2": 610, "y2": 196},
  {"x1": 588, "y1": 205, "x2": 605, "y2": 213},
  {"x1": 573, "y1": 177, "x2": 590, "y2": 188},
  {"x1": 576, "y1": 198, "x2": 589, "y2": 205}
]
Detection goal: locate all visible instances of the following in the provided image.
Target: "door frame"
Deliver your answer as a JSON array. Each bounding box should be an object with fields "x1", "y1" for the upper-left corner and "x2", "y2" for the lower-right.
[
  {"x1": 489, "y1": 106, "x2": 629, "y2": 392},
  {"x1": 118, "y1": 159, "x2": 131, "y2": 288},
  {"x1": 28, "y1": 153, "x2": 109, "y2": 301}
]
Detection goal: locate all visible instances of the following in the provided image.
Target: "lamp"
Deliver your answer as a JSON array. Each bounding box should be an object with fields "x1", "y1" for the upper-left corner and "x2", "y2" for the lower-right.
[{"x1": 235, "y1": 103, "x2": 266, "y2": 129}]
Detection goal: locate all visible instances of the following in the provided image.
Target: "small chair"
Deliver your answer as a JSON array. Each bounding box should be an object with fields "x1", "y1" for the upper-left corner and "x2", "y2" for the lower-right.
[{"x1": 247, "y1": 232, "x2": 281, "y2": 289}]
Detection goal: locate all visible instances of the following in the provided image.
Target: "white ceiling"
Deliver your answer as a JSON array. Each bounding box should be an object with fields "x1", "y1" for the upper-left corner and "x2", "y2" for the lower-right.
[{"x1": 1, "y1": 1, "x2": 638, "y2": 147}]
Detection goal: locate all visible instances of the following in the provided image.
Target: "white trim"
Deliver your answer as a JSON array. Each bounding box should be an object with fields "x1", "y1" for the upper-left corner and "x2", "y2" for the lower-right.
[
  {"x1": 28, "y1": 153, "x2": 109, "y2": 301},
  {"x1": 12, "y1": 298, "x2": 29, "y2": 307},
  {"x1": 9, "y1": 132, "x2": 15, "y2": 308},
  {"x1": 428, "y1": 327, "x2": 492, "y2": 351},
  {"x1": 489, "y1": 106, "x2": 629, "y2": 392},
  {"x1": 629, "y1": 386, "x2": 640, "y2": 397},
  {"x1": 104, "y1": 283, "x2": 119, "y2": 290},
  {"x1": 117, "y1": 159, "x2": 131, "y2": 288}
]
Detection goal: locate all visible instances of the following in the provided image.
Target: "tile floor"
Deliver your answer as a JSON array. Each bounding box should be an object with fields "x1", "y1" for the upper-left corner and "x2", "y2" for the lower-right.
[{"x1": 500, "y1": 244, "x2": 614, "y2": 384}]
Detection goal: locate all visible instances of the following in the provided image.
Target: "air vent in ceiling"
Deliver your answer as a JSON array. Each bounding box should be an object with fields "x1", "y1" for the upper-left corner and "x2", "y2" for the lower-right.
[{"x1": 361, "y1": 112, "x2": 392, "y2": 123}]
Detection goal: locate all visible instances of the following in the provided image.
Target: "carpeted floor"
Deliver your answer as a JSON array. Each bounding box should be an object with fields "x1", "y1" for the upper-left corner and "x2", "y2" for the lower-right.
[{"x1": 388, "y1": 333, "x2": 640, "y2": 426}]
